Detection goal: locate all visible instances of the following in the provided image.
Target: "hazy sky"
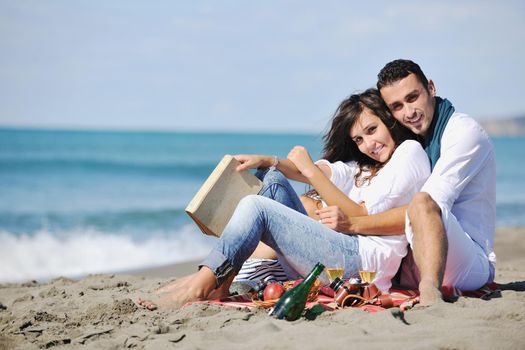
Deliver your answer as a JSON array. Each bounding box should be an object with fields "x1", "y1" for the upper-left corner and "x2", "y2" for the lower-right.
[{"x1": 1, "y1": 0, "x2": 524, "y2": 132}]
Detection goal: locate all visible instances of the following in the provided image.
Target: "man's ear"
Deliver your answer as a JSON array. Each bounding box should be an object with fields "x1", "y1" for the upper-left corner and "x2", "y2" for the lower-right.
[{"x1": 427, "y1": 79, "x2": 436, "y2": 97}]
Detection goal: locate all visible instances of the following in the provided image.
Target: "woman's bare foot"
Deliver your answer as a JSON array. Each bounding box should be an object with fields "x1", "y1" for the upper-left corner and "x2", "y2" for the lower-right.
[
  {"x1": 155, "y1": 273, "x2": 197, "y2": 295},
  {"x1": 137, "y1": 284, "x2": 208, "y2": 310},
  {"x1": 418, "y1": 279, "x2": 444, "y2": 306},
  {"x1": 137, "y1": 297, "x2": 160, "y2": 310},
  {"x1": 207, "y1": 286, "x2": 231, "y2": 300},
  {"x1": 208, "y1": 272, "x2": 238, "y2": 299},
  {"x1": 137, "y1": 267, "x2": 218, "y2": 310}
]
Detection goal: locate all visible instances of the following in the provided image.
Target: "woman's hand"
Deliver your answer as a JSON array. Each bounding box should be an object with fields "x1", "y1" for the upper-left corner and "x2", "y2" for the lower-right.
[
  {"x1": 234, "y1": 154, "x2": 271, "y2": 171},
  {"x1": 316, "y1": 206, "x2": 351, "y2": 232},
  {"x1": 287, "y1": 146, "x2": 317, "y2": 178}
]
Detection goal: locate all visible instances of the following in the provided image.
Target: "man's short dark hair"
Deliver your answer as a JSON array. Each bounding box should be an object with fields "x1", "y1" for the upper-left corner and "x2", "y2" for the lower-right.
[{"x1": 377, "y1": 59, "x2": 429, "y2": 91}]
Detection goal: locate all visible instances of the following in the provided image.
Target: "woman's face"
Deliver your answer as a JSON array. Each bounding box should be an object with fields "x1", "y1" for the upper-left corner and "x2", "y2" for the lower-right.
[{"x1": 350, "y1": 108, "x2": 396, "y2": 163}]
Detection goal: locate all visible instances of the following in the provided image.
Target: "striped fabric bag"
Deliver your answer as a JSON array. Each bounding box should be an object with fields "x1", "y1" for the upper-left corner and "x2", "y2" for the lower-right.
[{"x1": 232, "y1": 259, "x2": 288, "y2": 288}]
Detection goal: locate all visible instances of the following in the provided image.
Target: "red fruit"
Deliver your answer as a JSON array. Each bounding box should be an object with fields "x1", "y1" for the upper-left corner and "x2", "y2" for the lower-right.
[{"x1": 263, "y1": 282, "x2": 286, "y2": 301}]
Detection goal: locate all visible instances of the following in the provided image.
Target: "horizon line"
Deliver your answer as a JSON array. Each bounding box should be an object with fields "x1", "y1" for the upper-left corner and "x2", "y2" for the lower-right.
[{"x1": 0, "y1": 124, "x2": 323, "y2": 136}]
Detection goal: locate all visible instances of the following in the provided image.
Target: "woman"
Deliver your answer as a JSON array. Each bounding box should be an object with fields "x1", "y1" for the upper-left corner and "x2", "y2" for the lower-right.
[{"x1": 138, "y1": 89, "x2": 430, "y2": 309}]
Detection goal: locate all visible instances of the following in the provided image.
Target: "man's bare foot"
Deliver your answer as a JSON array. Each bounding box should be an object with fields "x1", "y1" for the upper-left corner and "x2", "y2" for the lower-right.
[
  {"x1": 418, "y1": 279, "x2": 444, "y2": 306},
  {"x1": 399, "y1": 296, "x2": 420, "y2": 312}
]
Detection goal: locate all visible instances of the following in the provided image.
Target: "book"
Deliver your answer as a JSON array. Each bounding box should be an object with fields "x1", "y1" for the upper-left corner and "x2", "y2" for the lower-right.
[{"x1": 185, "y1": 155, "x2": 263, "y2": 237}]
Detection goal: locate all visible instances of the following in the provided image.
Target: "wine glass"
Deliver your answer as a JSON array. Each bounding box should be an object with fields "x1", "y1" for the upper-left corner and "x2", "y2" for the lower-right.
[
  {"x1": 325, "y1": 250, "x2": 345, "y2": 283},
  {"x1": 359, "y1": 270, "x2": 377, "y2": 284}
]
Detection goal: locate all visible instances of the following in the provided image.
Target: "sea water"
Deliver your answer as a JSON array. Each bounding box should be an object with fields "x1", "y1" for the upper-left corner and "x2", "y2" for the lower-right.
[
  {"x1": 1, "y1": 128, "x2": 523, "y2": 283},
  {"x1": 0, "y1": 128, "x2": 322, "y2": 282}
]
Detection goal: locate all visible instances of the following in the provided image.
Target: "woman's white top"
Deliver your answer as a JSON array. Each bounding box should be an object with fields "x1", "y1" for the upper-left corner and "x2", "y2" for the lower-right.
[{"x1": 315, "y1": 140, "x2": 430, "y2": 291}]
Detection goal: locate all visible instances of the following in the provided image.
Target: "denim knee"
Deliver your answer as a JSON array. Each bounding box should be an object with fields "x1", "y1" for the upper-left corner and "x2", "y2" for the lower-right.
[
  {"x1": 257, "y1": 169, "x2": 306, "y2": 215},
  {"x1": 237, "y1": 194, "x2": 267, "y2": 215},
  {"x1": 256, "y1": 168, "x2": 288, "y2": 186}
]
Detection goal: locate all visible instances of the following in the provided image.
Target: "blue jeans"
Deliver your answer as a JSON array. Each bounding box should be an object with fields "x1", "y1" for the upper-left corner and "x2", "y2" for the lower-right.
[
  {"x1": 200, "y1": 169, "x2": 362, "y2": 285},
  {"x1": 254, "y1": 168, "x2": 308, "y2": 215}
]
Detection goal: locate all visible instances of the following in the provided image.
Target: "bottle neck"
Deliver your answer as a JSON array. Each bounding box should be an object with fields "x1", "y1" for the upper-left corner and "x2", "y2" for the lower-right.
[{"x1": 303, "y1": 263, "x2": 324, "y2": 285}]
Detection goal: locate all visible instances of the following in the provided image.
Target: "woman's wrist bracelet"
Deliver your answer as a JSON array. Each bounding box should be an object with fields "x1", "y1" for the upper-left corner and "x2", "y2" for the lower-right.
[{"x1": 270, "y1": 155, "x2": 279, "y2": 170}]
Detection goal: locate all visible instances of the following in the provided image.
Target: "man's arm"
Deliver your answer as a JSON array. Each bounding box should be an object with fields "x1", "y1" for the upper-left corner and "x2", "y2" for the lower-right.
[
  {"x1": 348, "y1": 117, "x2": 492, "y2": 236},
  {"x1": 341, "y1": 141, "x2": 430, "y2": 235},
  {"x1": 346, "y1": 205, "x2": 407, "y2": 235}
]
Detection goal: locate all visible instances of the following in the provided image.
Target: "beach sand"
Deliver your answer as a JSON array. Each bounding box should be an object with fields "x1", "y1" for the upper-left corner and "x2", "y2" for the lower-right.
[{"x1": 1, "y1": 228, "x2": 524, "y2": 350}]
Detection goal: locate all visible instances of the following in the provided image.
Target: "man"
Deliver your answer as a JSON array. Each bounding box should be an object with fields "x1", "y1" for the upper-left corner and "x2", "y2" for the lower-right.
[{"x1": 373, "y1": 59, "x2": 496, "y2": 305}]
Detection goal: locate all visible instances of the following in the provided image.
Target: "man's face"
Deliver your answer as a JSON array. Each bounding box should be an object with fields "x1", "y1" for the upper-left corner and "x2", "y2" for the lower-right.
[{"x1": 380, "y1": 73, "x2": 436, "y2": 137}]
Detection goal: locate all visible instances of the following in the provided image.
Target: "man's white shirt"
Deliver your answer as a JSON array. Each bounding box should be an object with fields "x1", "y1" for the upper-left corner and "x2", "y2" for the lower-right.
[{"x1": 420, "y1": 112, "x2": 497, "y2": 273}]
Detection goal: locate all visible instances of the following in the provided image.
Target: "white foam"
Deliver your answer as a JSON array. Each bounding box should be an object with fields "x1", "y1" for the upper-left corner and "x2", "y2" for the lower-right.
[{"x1": 0, "y1": 226, "x2": 214, "y2": 283}]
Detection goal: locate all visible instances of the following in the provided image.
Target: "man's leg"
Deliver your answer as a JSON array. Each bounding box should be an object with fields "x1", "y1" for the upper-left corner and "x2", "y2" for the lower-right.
[{"x1": 407, "y1": 192, "x2": 447, "y2": 305}]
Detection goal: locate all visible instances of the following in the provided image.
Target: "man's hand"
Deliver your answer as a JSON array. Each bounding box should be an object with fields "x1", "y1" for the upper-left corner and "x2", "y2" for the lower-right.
[
  {"x1": 316, "y1": 206, "x2": 353, "y2": 232},
  {"x1": 287, "y1": 146, "x2": 317, "y2": 178}
]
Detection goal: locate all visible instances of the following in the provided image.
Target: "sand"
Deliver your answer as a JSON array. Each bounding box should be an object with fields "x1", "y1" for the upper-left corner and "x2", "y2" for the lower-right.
[{"x1": 1, "y1": 228, "x2": 524, "y2": 350}]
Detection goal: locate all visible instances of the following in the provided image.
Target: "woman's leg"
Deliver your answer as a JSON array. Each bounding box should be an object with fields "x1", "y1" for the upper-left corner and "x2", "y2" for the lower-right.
[
  {"x1": 255, "y1": 168, "x2": 307, "y2": 215},
  {"x1": 249, "y1": 168, "x2": 307, "y2": 260},
  {"x1": 206, "y1": 195, "x2": 361, "y2": 285},
  {"x1": 141, "y1": 195, "x2": 361, "y2": 308},
  {"x1": 158, "y1": 169, "x2": 305, "y2": 295}
]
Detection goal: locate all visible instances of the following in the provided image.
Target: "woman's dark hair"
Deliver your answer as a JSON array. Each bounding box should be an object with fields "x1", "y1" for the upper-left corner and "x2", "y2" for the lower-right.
[{"x1": 322, "y1": 88, "x2": 415, "y2": 185}]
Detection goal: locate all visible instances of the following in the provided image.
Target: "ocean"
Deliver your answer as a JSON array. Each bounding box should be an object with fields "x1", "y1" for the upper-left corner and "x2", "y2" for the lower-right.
[{"x1": 1, "y1": 128, "x2": 524, "y2": 283}]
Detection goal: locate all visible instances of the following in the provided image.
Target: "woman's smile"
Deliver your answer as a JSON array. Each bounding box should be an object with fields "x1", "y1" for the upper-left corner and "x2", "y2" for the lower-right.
[{"x1": 350, "y1": 109, "x2": 396, "y2": 163}]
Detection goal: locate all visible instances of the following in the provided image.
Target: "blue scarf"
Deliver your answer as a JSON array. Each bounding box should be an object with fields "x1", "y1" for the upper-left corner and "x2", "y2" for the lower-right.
[{"x1": 424, "y1": 97, "x2": 455, "y2": 170}]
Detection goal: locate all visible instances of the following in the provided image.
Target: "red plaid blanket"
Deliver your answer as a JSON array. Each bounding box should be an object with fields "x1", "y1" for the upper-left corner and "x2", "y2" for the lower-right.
[{"x1": 190, "y1": 282, "x2": 500, "y2": 314}]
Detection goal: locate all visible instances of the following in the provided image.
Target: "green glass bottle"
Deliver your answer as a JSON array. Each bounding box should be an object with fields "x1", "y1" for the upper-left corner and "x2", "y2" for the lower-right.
[{"x1": 269, "y1": 262, "x2": 325, "y2": 321}]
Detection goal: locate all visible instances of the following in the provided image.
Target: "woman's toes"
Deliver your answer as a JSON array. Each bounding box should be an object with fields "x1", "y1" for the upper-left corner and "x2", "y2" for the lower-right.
[
  {"x1": 144, "y1": 301, "x2": 158, "y2": 310},
  {"x1": 136, "y1": 297, "x2": 158, "y2": 310}
]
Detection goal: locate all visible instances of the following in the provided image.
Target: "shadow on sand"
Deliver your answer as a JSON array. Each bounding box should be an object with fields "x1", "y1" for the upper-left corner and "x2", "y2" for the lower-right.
[{"x1": 499, "y1": 280, "x2": 525, "y2": 292}]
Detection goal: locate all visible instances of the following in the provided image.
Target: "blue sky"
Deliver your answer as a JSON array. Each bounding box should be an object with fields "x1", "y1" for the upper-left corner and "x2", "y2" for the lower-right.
[{"x1": 1, "y1": 0, "x2": 524, "y2": 133}]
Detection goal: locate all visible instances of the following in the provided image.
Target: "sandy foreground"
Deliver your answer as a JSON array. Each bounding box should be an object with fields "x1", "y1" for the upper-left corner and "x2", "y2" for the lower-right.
[{"x1": 1, "y1": 228, "x2": 524, "y2": 350}]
